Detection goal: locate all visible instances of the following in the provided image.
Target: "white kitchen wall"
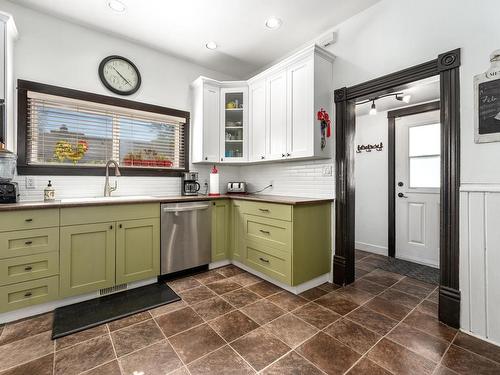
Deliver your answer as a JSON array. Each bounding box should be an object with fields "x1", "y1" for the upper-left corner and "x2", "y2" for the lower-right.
[
  {"x1": 354, "y1": 112, "x2": 388, "y2": 254},
  {"x1": 0, "y1": 0, "x2": 235, "y2": 199}
]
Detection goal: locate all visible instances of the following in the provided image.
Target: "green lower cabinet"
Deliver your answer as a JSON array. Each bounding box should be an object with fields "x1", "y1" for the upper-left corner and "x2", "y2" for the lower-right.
[
  {"x1": 211, "y1": 200, "x2": 230, "y2": 262},
  {"x1": 231, "y1": 203, "x2": 245, "y2": 262},
  {"x1": 116, "y1": 218, "x2": 160, "y2": 284},
  {"x1": 60, "y1": 223, "x2": 116, "y2": 298}
]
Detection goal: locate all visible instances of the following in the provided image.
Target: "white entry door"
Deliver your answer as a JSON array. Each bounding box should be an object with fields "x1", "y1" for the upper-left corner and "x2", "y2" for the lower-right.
[{"x1": 395, "y1": 110, "x2": 440, "y2": 268}]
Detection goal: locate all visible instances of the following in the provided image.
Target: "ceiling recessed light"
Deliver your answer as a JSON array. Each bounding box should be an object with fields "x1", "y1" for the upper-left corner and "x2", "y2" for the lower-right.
[
  {"x1": 205, "y1": 41, "x2": 218, "y2": 50},
  {"x1": 265, "y1": 17, "x2": 282, "y2": 30},
  {"x1": 107, "y1": 0, "x2": 126, "y2": 13}
]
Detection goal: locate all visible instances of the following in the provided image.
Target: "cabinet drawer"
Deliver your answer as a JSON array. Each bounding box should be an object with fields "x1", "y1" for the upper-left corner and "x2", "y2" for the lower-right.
[
  {"x1": 0, "y1": 209, "x2": 59, "y2": 232},
  {"x1": 0, "y1": 228, "x2": 59, "y2": 259},
  {"x1": 245, "y1": 242, "x2": 291, "y2": 284},
  {"x1": 244, "y1": 215, "x2": 291, "y2": 252},
  {"x1": 0, "y1": 276, "x2": 59, "y2": 313},
  {"x1": 0, "y1": 252, "x2": 59, "y2": 286},
  {"x1": 61, "y1": 203, "x2": 159, "y2": 226},
  {"x1": 234, "y1": 200, "x2": 292, "y2": 221}
]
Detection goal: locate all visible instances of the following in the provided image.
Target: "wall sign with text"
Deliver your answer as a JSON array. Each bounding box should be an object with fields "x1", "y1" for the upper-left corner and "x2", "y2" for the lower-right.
[{"x1": 474, "y1": 49, "x2": 500, "y2": 143}]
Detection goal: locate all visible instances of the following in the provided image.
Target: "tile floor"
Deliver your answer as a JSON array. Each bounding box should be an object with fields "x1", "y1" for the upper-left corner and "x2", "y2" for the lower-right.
[{"x1": 1, "y1": 252, "x2": 500, "y2": 374}]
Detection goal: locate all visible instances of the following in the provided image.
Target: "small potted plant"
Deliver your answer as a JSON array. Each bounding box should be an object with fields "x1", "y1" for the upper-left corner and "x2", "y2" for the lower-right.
[{"x1": 123, "y1": 152, "x2": 134, "y2": 166}]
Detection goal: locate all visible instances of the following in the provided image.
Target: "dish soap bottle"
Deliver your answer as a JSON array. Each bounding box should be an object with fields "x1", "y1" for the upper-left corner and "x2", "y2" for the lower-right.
[{"x1": 44, "y1": 180, "x2": 55, "y2": 202}]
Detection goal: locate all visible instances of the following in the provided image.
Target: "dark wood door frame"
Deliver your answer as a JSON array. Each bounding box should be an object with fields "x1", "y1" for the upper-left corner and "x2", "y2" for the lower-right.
[
  {"x1": 333, "y1": 49, "x2": 461, "y2": 328},
  {"x1": 387, "y1": 100, "x2": 441, "y2": 258}
]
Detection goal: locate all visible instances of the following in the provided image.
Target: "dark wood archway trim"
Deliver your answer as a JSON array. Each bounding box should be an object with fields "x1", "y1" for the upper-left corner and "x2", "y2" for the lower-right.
[
  {"x1": 333, "y1": 49, "x2": 461, "y2": 328},
  {"x1": 387, "y1": 100, "x2": 441, "y2": 258}
]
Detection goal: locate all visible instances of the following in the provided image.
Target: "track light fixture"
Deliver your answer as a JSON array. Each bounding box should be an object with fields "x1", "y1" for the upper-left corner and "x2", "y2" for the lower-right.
[{"x1": 356, "y1": 91, "x2": 411, "y2": 114}]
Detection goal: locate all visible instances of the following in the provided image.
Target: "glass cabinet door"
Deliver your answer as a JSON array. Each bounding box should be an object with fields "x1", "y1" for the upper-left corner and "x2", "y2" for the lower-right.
[{"x1": 220, "y1": 87, "x2": 248, "y2": 161}]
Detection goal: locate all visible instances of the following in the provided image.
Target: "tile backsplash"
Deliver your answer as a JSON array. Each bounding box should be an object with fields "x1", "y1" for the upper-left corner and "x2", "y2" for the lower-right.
[
  {"x1": 12, "y1": 160, "x2": 334, "y2": 201},
  {"x1": 238, "y1": 159, "x2": 335, "y2": 199}
]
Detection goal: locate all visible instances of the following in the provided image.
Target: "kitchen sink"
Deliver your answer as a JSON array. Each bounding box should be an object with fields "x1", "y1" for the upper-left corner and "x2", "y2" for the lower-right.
[{"x1": 60, "y1": 195, "x2": 156, "y2": 203}]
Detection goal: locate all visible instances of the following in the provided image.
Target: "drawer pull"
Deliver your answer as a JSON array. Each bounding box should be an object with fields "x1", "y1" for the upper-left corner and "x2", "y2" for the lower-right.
[
  {"x1": 24, "y1": 266, "x2": 33, "y2": 271},
  {"x1": 25, "y1": 218, "x2": 33, "y2": 222},
  {"x1": 259, "y1": 257, "x2": 270, "y2": 263},
  {"x1": 259, "y1": 229, "x2": 270, "y2": 234},
  {"x1": 24, "y1": 291, "x2": 33, "y2": 298},
  {"x1": 25, "y1": 241, "x2": 33, "y2": 245},
  {"x1": 258, "y1": 208, "x2": 270, "y2": 212}
]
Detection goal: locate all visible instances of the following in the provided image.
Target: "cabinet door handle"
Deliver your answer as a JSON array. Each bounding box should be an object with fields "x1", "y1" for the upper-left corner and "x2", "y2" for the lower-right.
[
  {"x1": 261, "y1": 155, "x2": 265, "y2": 160},
  {"x1": 25, "y1": 241, "x2": 33, "y2": 245},
  {"x1": 258, "y1": 208, "x2": 270, "y2": 212},
  {"x1": 119, "y1": 224, "x2": 122, "y2": 228},
  {"x1": 221, "y1": 158, "x2": 224, "y2": 161},
  {"x1": 25, "y1": 218, "x2": 33, "y2": 222},
  {"x1": 109, "y1": 225, "x2": 113, "y2": 230},
  {"x1": 286, "y1": 153, "x2": 291, "y2": 157},
  {"x1": 24, "y1": 291, "x2": 32, "y2": 298},
  {"x1": 259, "y1": 229, "x2": 270, "y2": 234},
  {"x1": 24, "y1": 266, "x2": 33, "y2": 271},
  {"x1": 205, "y1": 157, "x2": 208, "y2": 161},
  {"x1": 259, "y1": 257, "x2": 270, "y2": 263},
  {"x1": 281, "y1": 154, "x2": 285, "y2": 157}
]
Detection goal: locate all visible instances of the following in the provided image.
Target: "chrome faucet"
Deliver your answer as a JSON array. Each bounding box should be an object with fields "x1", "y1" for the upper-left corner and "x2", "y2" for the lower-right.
[{"x1": 104, "y1": 160, "x2": 121, "y2": 197}]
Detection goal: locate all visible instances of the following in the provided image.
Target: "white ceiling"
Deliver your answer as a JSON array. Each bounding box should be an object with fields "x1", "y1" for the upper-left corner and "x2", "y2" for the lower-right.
[
  {"x1": 9, "y1": 0, "x2": 380, "y2": 78},
  {"x1": 355, "y1": 77, "x2": 441, "y2": 116}
]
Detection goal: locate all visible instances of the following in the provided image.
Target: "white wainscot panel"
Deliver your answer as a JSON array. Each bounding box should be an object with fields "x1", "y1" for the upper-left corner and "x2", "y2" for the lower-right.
[{"x1": 460, "y1": 185, "x2": 500, "y2": 345}]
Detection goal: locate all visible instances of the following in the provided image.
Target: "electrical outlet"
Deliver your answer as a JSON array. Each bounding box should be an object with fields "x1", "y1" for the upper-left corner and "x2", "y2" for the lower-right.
[
  {"x1": 25, "y1": 176, "x2": 36, "y2": 190},
  {"x1": 322, "y1": 165, "x2": 333, "y2": 177}
]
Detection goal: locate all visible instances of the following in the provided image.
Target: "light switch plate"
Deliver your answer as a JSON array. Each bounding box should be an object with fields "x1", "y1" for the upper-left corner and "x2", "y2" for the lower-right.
[
  {"x1": 322, "y1": 165, "x2": 333, "y2": 176},
  {"x1": 25, "y1": 176, "x2": 36, "y2": 189}
]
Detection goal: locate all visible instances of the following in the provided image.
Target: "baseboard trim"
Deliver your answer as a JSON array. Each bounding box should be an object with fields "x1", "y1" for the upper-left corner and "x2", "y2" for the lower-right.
[
  {"x1": 459, "y1": 328, "x2": 500, "y2": 347},
  {"x1": 0, "y1": 277, "x2": 157, "y2": 324},
  {"x1": 232, "y1": 260, "x2": 329, "y2": 295},
  {"x1": 355, "y1": 242, "x2": 388, "y2": 256},
  {"x1": 209, "y1": 259, "x2": 231, "y2": 269},
  {"x1": 439, "y1": 285, "x2": 461, "y2": 328}
]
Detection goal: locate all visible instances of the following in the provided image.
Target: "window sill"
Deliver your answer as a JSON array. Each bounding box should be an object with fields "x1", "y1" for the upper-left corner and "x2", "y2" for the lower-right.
[{"x1": 16, "y1": 165, "x2": 186, "y2": 177}]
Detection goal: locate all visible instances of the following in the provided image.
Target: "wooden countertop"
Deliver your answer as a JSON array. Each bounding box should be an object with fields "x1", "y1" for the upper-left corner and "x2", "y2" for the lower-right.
[{"x1": 0, "y1": 194, "x2": 334, "y2": 211}]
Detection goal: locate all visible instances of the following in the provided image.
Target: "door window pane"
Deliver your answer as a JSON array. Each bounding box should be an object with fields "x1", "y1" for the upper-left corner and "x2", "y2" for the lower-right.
[
  {"x1": 409, "y1": 123, "x2": 440, "y2": 157},
  {"x1": 409, "y1": 156, "x2": 440, "y2": 188}
]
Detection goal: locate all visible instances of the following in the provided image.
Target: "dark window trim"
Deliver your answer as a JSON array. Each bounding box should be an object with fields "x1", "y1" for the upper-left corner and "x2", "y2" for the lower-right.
[
  {"x1": 16, "y1": 79, "x2": 190, "y2": 177},
  {"x1": 333, "y1": 49, "x2": 461, "y2": 328},
  {"x1": 387, "y1": 101, "x2": 441, "y2": 259}
]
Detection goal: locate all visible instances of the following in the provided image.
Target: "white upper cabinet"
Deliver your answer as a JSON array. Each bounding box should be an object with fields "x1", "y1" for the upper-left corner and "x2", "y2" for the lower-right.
[
  {"x1": 191, "y1": 78, "x2": 220, "y2": 163},
  {"x1": 0, "y1": 13, "x2": 17, "y2": 150},
  {"x1": 191, "y1": 44, "x2": 334, "y2": 165},
  {"x1": 286, "y1": 56, "x2": 314, "y2": 159},
  {"x1": 266, "y1": 70, "x2": 287, "y2": 160},
  {"x1": 249, "y1": 80, "x2": 266, "y2": 161},
  {"x1": 220, "y1": 86, "x2": 248, "y2": 162}
]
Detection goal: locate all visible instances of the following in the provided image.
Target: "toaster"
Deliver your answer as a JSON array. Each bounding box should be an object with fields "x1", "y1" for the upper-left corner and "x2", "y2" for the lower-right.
[{"x1": 227, "y1": 182, "x2": 247, "y2": 194}]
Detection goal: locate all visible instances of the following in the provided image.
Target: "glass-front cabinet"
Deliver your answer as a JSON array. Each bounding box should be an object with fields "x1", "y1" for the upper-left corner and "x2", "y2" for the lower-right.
[{"x1": 220, "y1": 87, "x2": 248, "y2": 162}]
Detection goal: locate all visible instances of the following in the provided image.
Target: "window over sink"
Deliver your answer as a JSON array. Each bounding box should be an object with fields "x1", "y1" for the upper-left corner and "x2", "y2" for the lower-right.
[{"x1": 17, "y1": 80, "x2": 189, "y2": 176}]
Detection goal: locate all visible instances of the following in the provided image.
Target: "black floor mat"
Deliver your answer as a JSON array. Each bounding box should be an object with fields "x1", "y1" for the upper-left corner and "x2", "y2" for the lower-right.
[
  {"x1": 52, "y1": 282, "x2": 179, "y2": 340},
  {"x1": 375, "y1": 257, "x2": 439, "y2": 284}
]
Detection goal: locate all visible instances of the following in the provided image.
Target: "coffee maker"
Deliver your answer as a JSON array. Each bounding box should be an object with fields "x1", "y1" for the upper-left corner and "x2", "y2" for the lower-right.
[
  {"x1": 181, "y1": 172, "x2": 201, "y2": 196},
  {"x1": 0, "y1": 142, "x2": 19, "y2": 204}
]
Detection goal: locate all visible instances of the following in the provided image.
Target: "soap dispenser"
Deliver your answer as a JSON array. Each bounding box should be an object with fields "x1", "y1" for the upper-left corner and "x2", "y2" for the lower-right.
[{"x1": 44, "y1": 180, "x2": 55, "y2": 202}]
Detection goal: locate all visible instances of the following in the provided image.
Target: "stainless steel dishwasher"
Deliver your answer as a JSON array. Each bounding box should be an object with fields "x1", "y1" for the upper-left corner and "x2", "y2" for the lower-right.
[{"x1": 160, "y1": 201, "x2": 212, "y2": 274}]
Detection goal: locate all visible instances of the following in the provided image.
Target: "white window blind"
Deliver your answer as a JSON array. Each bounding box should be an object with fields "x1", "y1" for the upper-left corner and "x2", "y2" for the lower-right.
[{"x1": 26, "y1": 91, "x2": 187, "y2": 170}]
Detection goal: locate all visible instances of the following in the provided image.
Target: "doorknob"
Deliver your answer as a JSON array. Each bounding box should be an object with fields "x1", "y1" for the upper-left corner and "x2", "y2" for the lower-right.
[{"x1": 398, "y1": 193, "x2": 408, "y2": 198}]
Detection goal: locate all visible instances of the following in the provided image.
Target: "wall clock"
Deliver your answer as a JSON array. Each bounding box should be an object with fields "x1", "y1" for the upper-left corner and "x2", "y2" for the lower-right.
[{"x1": 98, "y1": 55, "x2": 141, "y2": 95}]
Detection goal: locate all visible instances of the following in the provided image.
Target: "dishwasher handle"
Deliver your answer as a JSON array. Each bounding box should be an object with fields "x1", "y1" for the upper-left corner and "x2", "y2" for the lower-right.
[{"x1": 163, "y1": 204, "x2": 210, "y2": 213}]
